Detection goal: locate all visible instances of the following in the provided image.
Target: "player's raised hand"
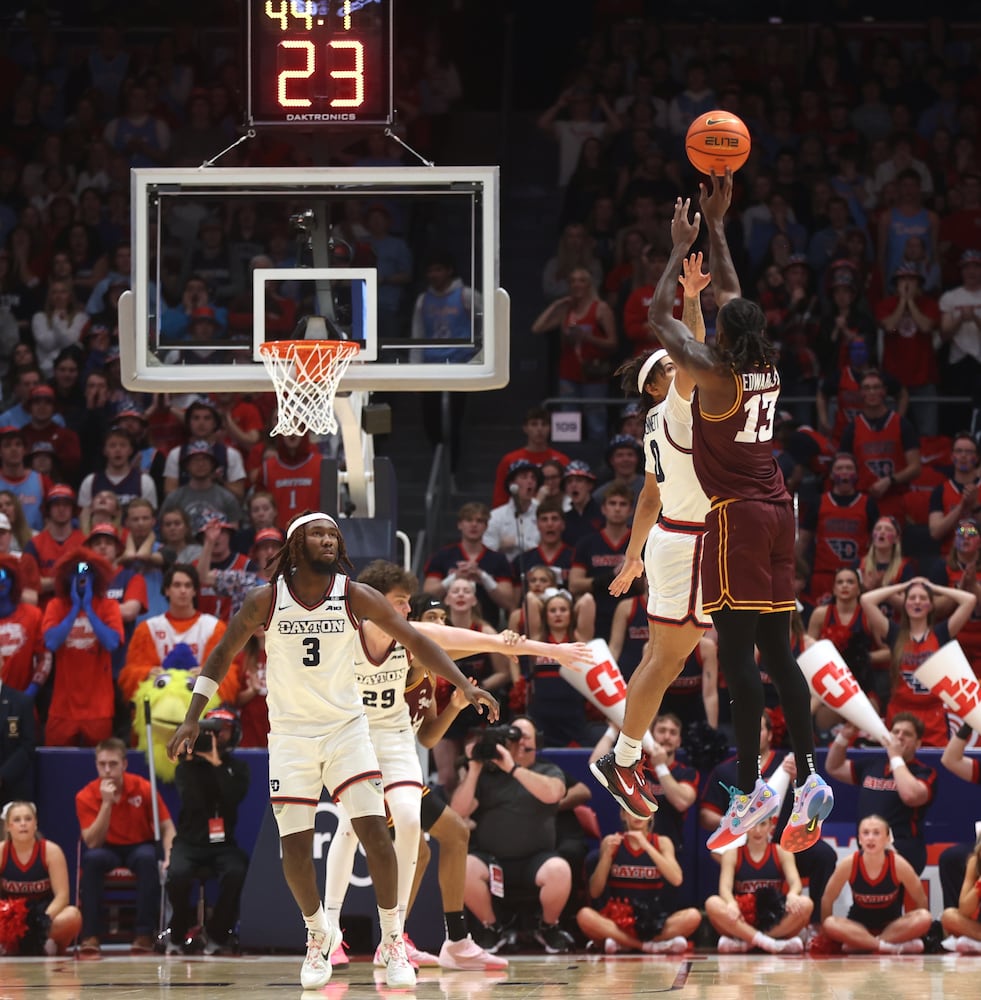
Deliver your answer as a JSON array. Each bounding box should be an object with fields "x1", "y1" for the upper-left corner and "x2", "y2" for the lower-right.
[
  {"x1": 699, "y1": 167, "x2": 733, "y2": 223},
  {"x1": 670, "y1": 197, "x2": 701, "y2": 251},
  {"x1": 679, "y1": 251, "x2": 711, "y2": 296},
  {"x1": 609, "y1": 556, "x2": 644, "y2": 597}
]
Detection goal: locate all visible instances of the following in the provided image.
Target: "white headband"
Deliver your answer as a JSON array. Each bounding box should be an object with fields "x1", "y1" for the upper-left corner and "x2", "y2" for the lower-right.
[
  {"x1": 286, "y1": 512, "x2": 338, "y2": 540},
  {"x1": 637, "y1": 349, "x2": 669, "y2": 394}
]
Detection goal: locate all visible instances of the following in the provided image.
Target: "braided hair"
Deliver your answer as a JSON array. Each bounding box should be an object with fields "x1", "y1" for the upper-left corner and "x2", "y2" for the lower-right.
[
  {"x1": 267, "y1": 510, "x2": 354, "y2": 586},
  {"x1": 715, "y1": 298, "x2": 777, "y2": 371}
]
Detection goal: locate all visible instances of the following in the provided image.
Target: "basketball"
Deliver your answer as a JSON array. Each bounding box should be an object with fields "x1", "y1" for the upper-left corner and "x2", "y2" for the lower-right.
[{"x1": 685, "y1": 111, "x2": 751, "y2": 175}]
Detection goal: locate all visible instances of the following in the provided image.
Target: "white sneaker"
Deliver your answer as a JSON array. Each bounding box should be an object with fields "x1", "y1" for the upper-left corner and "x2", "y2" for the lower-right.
[
  {"x1": 717, "y1": 935, "x2": 750, "y2": 954},
  {"x1": 380, "y1": 937, "x2": 417, "y2": 989},
  {"x1": 438, "y1": 935, "x2": 508, "y2": 970},
  {"x1": 300, "y1": 925, "x2": 342, "y2": 990},
  {"x1": 957, "y1": 935, "x2": 981, "y2": 954},
  {"x1": 642, "y1": 936, "x2": 688, "y2": 954},
  {"x1": 777, "y1": 936, "x2": 803, "y2": 954},
  {"x1": 604, "y1": 937, "x2": 618, "y2": 954}
]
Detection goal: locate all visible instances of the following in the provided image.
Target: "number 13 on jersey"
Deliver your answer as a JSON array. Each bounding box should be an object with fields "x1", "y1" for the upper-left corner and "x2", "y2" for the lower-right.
[{"x1": 734, "y1": 389, "x2": 779, "y2": 444}]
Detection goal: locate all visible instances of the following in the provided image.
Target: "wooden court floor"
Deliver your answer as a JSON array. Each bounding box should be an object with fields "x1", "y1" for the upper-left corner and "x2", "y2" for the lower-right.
[{"x1": 1, "y1": 952, "x2": 980, "y2": 1000}]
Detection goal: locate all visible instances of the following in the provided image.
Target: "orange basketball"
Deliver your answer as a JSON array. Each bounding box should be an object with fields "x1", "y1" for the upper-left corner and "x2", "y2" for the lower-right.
[{"x1": 685, "y1": 110, "x2": 751, "y2": 175}]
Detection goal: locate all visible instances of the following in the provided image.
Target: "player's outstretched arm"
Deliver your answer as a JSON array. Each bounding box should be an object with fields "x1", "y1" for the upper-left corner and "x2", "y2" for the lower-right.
[
  {"x1": 167, "y1": 584, "x2": 272, "y2": 761},
  {"x1": 699, "y1": 168, "x2": 741, "y2": 305},
  {"x1": 411, "y1": 619, "x2": 592, "y2": 667}
]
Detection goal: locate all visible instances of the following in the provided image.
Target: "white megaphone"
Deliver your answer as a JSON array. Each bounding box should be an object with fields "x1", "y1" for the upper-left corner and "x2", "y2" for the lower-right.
[
  {"x1": 914, "y1": 640, "x2": 981, "y2": 732},
  {"x1": 559, "y1": 639, "x2": 657, "y2": 756},
  {"x1": 711, "y1": 759, "x2": 793, "y2": 855},
  {"x1": 797, "y1": 639, "x2": 890, "y2": 745}
]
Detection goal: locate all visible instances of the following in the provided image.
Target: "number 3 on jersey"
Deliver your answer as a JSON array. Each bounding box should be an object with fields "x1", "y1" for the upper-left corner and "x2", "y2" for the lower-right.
[
  {"x1": 302, "y1": 636, "x2": 320, "y2": 666},
  {"x1": 734, "y1": 389, "x2": 780, "y2": 444}
]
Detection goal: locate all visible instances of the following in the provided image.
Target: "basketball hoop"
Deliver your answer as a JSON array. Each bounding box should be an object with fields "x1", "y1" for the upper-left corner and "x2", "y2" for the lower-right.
[{"x1": 259, "y1": 339, "x2": 360, "y2": 437}]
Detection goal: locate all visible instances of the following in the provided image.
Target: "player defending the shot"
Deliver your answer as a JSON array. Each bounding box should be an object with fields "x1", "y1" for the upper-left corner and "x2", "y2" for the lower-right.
[
  {"x1": 167, "y1": 512, "x2": 498, "y2": 991},
  {"x1": 590, "y1": 254, "x2": 712, "y2": 820},
  {"x1": 649, "y1": 179, "x2": 833, "y2": 854}
]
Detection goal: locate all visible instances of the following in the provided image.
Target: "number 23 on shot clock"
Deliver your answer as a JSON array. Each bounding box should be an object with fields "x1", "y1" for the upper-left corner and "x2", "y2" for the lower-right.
[{"x1": 246, "y1": 0, "x2": 393, "y2": 127}]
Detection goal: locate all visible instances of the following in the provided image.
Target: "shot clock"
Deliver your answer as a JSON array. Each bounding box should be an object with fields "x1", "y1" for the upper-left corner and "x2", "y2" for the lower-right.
[{"x1": 246, "y1": 0, "x2": 393, "y2": 126}]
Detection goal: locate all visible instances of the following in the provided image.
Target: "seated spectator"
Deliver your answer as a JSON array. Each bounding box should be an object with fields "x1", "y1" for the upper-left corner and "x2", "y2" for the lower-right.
[
  {"x1": 569, "y1": 485, "x2": 634, "y2": 641},
  {"x1": 507, "y1": 564, "x2": 557, "y2": 634},
  {"x1": 77, "y1": 428, "x2": 158, "y2": 533},
  {"x1": 31, "y1": 280, "x2": 89, "y2": 379},
  {"x1": 821, "y1": 814, "x2": 930, "y2": 954},
  {"x1": 430, "y1": 578, "x2": 512, "y2": 793},
  {"x1": 162, "y1": 398, "x2": 246, "y2": 502},
  {"x1": 838, "y1": 368, "x2": 921, "y2": 523},
  {"x1": 858, "y1": 515, "x2": 917, "y2": 608},
  {"x1": 938, "y1": 249, "x2": 981, "y2": 433},
  {"x1": 531, "y1": 270, "x2": 617, "y2": 443},
  {"x1": 483, "y1": 460, "x2": 541, "y2": 563},
  {"x1": 118, "y1": 563, "x2": 228, "y2": 704},
  {"x1": 700, "y1": 712, "x2": 837, "y2": 918},
  {"x1": 796, "y1": 453, "x2": 877, "y2": 601},
  {"x1": 257, "y1": 433, "x2": 321, "y2": 525},
  {"x1": 594, "y1": 435, "x2": 644, "y2": 506},
  {"x1": 159, "y1": 275, "x2": 228, "y2": 345},
  {"x1": 198, "y1": 522, "x2": 281, "y2": 619},
  {"x1": 825, "y1": 714, "x2": 936, "y2": 873},
  {"x1": 523, "y1": 587, "x2": 597, "y2": 747},
  {"x1": 0, "y1": 555, "x2": 45, "y2": 696},
  {"x1": 876, "y1": 263, "x2": 940, "y2": 436},
  {"x1": 21, "y1": 384, "x2": 81, "y2": 484},
  {"x1": 21, "y1": 485, "x2": 85, "y2": 607},
  {"x1": 75, "y1": 737, "x2": 175, "y2": 956},
  {"x1": 512, "y1": 498, "x2": 575, "y2": 591},
  {"x1": 931, "y1": 518, "x2": 981, "y2": 674},
  {"x1": 452, "y1": 716, "x2": 577, "y2": 954},
  {"x1": 877, "y1": 168, "x2": 939, "y2": 282},
  {"x1": 0, "y1": 492, "x2": 35, "y2": 557},
  {"x1": 160, "y1": 708, "x2": 249, "y2": 956},
  {"x1": 807, "y1": 568, "x2": 884, "y2": 728},
  {"x1": 232, "y1": 489, "x2": 278, "y2": 557},
  {"x1": 537, "y1": 87, "x2": 620, "y2": 191},
  {"x1": 193, "y1": 520, "x2": 254, "y2": 622},
  {"x1": 0, "y1": 425, "x2": 51, "y2": 532},
  {"x1": 491, "y1": 407, "x2": 570, "y2": 508},
  {"x1": 422, "y1": 503, "x2": 515, "y2": 626},
  {"x1": 814, "y1": 269, "x2": 877, "y2": 385},
  {"x1": 575, "y1": 807, "x2": 700, "y2": 954},
  {"x1": 159, "y1": 507, "x2": 202, "y2": 568},
  {"x1": 111, "y1": 409, "x2": 166, "y2": 498},
  {"x1": 159, "y1": 441, "x2": 242, "y2": 536},
  {"x1": 704, "y1": 816, "x2": 811, "y2": 954},
  {"x1": 41, "y1": 551, "x2": 123, "y2": 747},
  {"x1": 860, "y1": 577, "x2": 977, "y2": 744},
  {"x1": 560, "y1": 460, "x2": 603, "y2": 547},
  {"x1": 87, "y1": 522, "x2": 148, "y2": 665},
  {"x1": 103, "y1": 79, "x2": 171, "y2": 169},
  {"x1": 928, "y1": 435, "x2": 981, "y2": 560},
  {"x1": 0, "y1": 800, "x2": 82, "y2": 955}
]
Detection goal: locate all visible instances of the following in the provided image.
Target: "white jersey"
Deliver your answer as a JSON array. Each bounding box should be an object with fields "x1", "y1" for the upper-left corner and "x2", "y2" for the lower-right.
[
  {"x1": 644, "y1": 379, "x2": 710, "y2": 525},
  {"x1": 354, "y1": 632, "x2": 413, "y2": 734},
  {"x1": 264, "y1": 574, "x2": 364, "y2": 737},
  {"x1": 141, "y1": 611, "x2": 221, "y2": 664}
]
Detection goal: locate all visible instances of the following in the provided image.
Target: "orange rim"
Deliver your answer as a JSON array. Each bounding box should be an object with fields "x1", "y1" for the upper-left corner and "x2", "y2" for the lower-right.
[{"x1": 259, "y1": 339, "x2": 360, "y2": 361}]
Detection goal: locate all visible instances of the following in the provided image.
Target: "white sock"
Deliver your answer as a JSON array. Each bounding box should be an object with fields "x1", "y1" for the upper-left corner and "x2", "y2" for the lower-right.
[
  {"x1": 378, "y1": 905, "x2": 401, "y2": 947},
  {"x1": 614, "y1": 733, "x2": 643, "y2": 768},
  {"x1": 303, "y1": 904, "x2": 329, "y2": 938},
  {"x1": 878, "y1": 940, "x2": 900, "y2": 953},
  {"x1": 958, "y1": 935, "x2": 981, "y2": 953},
  {"x1": 752, "y1": 930, "x2": 777, "y2": 952}
]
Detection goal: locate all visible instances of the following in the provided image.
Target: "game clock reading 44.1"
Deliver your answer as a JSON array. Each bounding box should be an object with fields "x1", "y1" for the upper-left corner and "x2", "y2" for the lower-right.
[{"x1": 247, "y1": 0, "x2": 393, "y2": 126}]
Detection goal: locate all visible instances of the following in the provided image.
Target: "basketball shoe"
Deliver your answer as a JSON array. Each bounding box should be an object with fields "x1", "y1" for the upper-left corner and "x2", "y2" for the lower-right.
[
  {"x1": 438, "y1": 935, "x2": 508, "y2": 970},
  {"x1": 378, "y1": 937, "x2": 417, "y2": 989},
  {"x1": 301, "y1": 924, "x2": 343, "y2": 990},
  {"x1": 705, "y1": 777, "x2": 781, "y2": 851},
  {"x1": 589, "y1": 751, "x2": 658, "y2": 820},
  {"x1": 779, "y1": 774, "x2": 834, "y2": 853}
]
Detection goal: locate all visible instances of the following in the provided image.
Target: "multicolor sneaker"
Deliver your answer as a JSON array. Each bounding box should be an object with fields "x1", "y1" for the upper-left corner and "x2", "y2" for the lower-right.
[
  {"x1": 589, "y1": 751, "x2": 659, "y2": 820},
  {"x1": 705, "y1": 778, "x2": 781, "y2": 851},
  {"x1": 779, "y1": 773, "x2": 834, "y2": 853},
  {"x1": 379, "y1": 937, "x2": 417, "y2": 989},
  {"x1": 330, "y1": 937, "x2": 349, "y2": 966}
]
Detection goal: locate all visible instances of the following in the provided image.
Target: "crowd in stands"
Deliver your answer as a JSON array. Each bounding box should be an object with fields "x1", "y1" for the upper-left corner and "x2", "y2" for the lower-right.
[{"x1": 6, "y1": 11, "x2": 981, "y2": 958}]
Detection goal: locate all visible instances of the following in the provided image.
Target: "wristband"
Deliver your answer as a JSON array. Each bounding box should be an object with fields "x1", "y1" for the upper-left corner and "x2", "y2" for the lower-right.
[
  {"x1": 192, "y1": 675, "x2": 219, "y2": 700},
  {"x1": 510, "y1": 763, "x2": 521, "y2": 776},
  {"x1": 958, "y1": 722, "x2": 974, "y2": 741},
  {"x1": 480, "y1": 570, "x2": 498, "y2": 592},
  {"x1": 441, "y1": 573, "x2": 457, "y2": 589},
  {"x1": 889, "y1": 755, "x2": 906, "y2": 773},
  {"x1": 655, "y1": 764, "x2": 670, "y2": 779},
  {"x1": 834, "y1": 733, "x2": 851, "y2": 748}
]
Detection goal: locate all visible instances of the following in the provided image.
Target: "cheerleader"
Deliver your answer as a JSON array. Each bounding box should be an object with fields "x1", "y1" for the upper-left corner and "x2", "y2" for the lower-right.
[
  {"x1": 0, "y1": 801, "x2": 81, "y2": 955},
  {"x1": 821, "y1": 814, "x2": 931, "y2": 953},
  {"x1": 941, "y1": 832, "x2": 981, "y2": 953},
  {"x1": 575, "y1": 809, "x2": 701, "y2": 954},
  {"x1": 704, "y1": 816, "x2": 812, "y2": 953}
]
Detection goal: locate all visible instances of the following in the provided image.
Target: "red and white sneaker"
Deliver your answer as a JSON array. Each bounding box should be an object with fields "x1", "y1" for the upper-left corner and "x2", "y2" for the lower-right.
[
  {"x1": 403, "y1": 934, "x2": 440, "y2": 967},
  {"x1": 438, "y1": 935, "x2": 508, "y2": 970},
  {"x1": 330, "y1": 937, "x2": 349, "y2": 966}
]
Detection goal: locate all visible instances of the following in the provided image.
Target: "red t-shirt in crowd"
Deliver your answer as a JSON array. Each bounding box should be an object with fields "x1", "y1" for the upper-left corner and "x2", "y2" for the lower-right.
[{"x1": 75, "y1": 771, "x2": 171, "y2": 846}]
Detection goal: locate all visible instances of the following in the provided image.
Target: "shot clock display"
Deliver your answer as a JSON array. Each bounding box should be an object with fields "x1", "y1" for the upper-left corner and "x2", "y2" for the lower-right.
[{"x1": 246, "y1": 0, "x2": 392, "y2": 126}]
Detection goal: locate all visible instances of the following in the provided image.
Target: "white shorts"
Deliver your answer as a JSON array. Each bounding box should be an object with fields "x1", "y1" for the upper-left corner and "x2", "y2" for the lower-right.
[
  {"x1": 269, "y1": 714, "x2": 385, "y2": 836},
  {"x1": 644, "y1": 519, "x2": 711, "y2": 628},
  {"x1": 370, "y1": 725, "x2": 424, "y2": 790}
]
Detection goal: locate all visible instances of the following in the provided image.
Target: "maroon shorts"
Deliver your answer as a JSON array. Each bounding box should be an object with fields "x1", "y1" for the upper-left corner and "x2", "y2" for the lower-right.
[{"x1": 701, "y1": 499, "x2": 796, "y2": 614}]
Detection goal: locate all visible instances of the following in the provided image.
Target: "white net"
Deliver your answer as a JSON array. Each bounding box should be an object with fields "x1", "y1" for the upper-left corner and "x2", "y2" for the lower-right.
[{"x1": 259, "y1": 340, "x2": 360, "y2": 437}]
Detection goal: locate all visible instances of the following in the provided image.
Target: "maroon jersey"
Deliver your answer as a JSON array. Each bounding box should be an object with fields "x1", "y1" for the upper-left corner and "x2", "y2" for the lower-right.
[
  {"x1": 405, "y1": 669, "x2": 436, "y2": 732},
  {"x1": 692, "y1": 369, "x2": 790, "y2": 504}
]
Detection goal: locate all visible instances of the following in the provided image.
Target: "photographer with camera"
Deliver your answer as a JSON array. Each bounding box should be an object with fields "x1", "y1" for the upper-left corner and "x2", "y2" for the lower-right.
[
  {"x1": 451, "y1": 715, "x2": 576, "y2": 954},
  {"x1": 160, "y1": 706, "x2": 249, "y2": 955}
]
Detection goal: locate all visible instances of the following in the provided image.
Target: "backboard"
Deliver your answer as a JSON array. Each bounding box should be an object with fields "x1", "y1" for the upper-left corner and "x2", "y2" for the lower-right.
[{"x1": 120, "y1": 166, "x2": 509, "y2": 394}]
